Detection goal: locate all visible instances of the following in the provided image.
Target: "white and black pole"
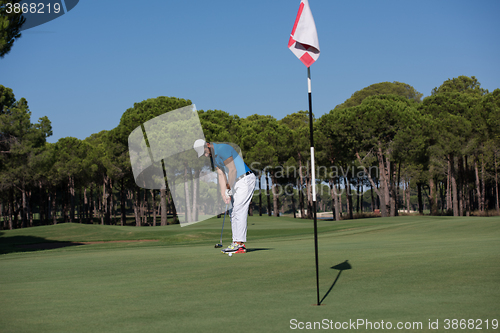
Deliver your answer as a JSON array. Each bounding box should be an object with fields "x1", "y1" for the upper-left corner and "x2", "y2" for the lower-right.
[
  {"x1": 288, "y1": 0, "x2": 321, "y2": 306},
  {"x1": 307, "y1": 67, "x2": 320, "y2": 306}
]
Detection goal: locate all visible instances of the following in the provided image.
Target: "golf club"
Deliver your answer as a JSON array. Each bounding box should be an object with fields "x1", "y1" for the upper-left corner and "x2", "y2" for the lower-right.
[{"x1": 215, "y1": 204, "x2": 228, "y2": 248}]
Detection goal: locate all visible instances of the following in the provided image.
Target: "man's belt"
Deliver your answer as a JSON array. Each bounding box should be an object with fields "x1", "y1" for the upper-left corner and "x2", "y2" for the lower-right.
[{"x1": 234, "y1": 171, "x2": 254, "y2": 184}]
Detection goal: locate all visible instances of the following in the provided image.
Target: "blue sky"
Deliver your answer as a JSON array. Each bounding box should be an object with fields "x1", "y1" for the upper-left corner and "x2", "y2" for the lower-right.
[{"x1": 1, "y1": 0, "x2": 499, "y2": 144}]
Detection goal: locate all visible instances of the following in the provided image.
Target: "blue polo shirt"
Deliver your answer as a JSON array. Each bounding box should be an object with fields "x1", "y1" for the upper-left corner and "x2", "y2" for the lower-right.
[{"x1": 211, "y1": 143, "x2": 251, "y2": 179}]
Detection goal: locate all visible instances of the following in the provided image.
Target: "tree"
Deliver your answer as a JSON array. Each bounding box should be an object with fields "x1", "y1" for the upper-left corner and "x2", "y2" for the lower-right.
[
  {"x1": 431, "y1": 75, "x2": 488, "y2": 96},
  {"x1": 0, "y1": 0, "x2": 25, "y2": 57},
  {"x1": 105, "y1": 128, "x2": 135, "y2": 225},
  {"x1": 279, "y1": 111, "x2": 311, "y2": 218},
  {"x1": 115, "y1": 96, "x2": 192, "y2": 226},
  {"x1": 419, "y1": 76, "x2": 490, "y2": 216},
  {"x1": 198, "y1": 109, "x2": 241, "y2": 144},
  {"x1": 316, "y1": 109, "x2": 353, "y2": 220},
  {"x1": 50, "y1": 137, "x2": 90, "y2": 223},
  {"x1": 336, "y1": 81, "x2": 423, "y2": 110},
  {"x1": 0, "y1": 85, "x2": 52, "y2": 228},
  {"x1": 240, "y1": 115, "x2": 290, "y2": 217},
  {"x1": 475, "y1": 89, "x2": 500, "y2": 214},
  {"x1": 343, "y1": 95, "x2": 425, "y2": 217},
  {"x1": 421, "y1": 92, "x2": 478, "y2": 216},
  {"x1": 328, "y1": 82, "x2": 425, "y2": 218}
]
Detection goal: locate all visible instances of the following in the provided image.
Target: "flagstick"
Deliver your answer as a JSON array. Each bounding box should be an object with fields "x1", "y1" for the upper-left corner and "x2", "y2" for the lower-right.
[{"x1": 307, "y1": 67, "x2": 320, "y2": 306}]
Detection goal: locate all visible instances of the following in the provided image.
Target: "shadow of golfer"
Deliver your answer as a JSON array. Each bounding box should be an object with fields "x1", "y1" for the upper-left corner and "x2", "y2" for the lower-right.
[
  {"x1": 319, "y1": 260, "x2": 352, "y2": 305},
  {"x1": 246, "y1": 248, "x2": 273, "y2": 253}
]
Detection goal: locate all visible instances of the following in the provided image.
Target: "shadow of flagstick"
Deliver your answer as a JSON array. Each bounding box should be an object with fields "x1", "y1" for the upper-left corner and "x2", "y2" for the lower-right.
[{"x1": 319, "y1": 260, "x2": 352, "y2": 305}]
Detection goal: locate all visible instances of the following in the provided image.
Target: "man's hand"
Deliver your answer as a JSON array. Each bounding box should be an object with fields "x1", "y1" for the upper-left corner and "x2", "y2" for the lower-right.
[{"x1": 223, "y1": 188, "x2": 232, "y2": 204}]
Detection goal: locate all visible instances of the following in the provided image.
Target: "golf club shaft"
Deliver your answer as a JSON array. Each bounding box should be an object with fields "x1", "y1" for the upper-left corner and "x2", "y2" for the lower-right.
[{"x1": 219, "y1": 204, "x2": 228, "y2": 244}]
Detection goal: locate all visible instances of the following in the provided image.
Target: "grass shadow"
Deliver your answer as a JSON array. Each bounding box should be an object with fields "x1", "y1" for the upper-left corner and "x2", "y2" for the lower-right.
[
  {"x1": 0, "y1": 235, "x2": 84, "y2": 255},
  {"x1": 319, "y1": 260, "x2": 352, "y2": 305}
]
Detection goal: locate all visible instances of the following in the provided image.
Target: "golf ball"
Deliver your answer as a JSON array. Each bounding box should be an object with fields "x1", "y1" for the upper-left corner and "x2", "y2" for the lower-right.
[{"x1": 228, "y1": 253, "x2": 233, "y2": 257}]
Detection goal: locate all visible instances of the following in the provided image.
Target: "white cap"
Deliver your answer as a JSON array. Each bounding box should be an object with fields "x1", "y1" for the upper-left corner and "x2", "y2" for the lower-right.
[{"x1": 193, "y1": 139, "x2": 206, "y2": 158}]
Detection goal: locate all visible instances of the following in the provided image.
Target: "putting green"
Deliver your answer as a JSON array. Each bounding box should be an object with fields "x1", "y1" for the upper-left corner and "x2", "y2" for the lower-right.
[{"x1": 0, "y1": 216, "x2": 499, "y2": 332}]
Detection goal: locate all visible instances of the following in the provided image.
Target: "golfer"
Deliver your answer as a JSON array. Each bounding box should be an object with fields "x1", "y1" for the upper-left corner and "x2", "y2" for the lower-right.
[{"x1": 193, "y1": 139, "x2": 256, "y2": 253}]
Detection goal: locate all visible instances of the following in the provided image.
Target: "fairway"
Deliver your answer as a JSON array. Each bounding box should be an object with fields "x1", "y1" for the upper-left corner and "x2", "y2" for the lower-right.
[{"x1": 1, "y1": 216, "x2": 499, "y2": 332}]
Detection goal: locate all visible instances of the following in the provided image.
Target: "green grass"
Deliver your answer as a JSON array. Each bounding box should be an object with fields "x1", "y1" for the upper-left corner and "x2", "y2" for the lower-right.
[{"x1": 1, "y1": 216, "x2": 499, "y2": 332}]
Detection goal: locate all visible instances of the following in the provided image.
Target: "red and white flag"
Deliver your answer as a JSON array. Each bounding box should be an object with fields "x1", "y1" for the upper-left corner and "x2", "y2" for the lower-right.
[{"x1": 288, "y1": 0, "x2": 320, "y2": 67}]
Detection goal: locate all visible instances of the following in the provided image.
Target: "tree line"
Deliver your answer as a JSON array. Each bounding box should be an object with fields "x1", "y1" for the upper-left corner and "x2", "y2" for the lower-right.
[{"x1": 1, "y1": 76, "x2": 499, "y2": 229}]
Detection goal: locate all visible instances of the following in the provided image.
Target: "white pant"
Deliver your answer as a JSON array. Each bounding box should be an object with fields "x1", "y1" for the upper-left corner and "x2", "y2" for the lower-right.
[{"x1": 230, "y1": 173, "x2": 256, "y2": 243}]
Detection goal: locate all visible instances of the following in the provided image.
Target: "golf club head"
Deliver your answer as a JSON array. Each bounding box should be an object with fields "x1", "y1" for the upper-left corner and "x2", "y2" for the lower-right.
[{"x1": 215, "y1": 244, "x2": 223, "y2": 248}]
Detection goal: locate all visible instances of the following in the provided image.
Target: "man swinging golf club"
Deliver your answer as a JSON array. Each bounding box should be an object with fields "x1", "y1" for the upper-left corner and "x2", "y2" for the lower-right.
[{"x1": 193, "y1": 139, "x2": 256, "y2": 254}]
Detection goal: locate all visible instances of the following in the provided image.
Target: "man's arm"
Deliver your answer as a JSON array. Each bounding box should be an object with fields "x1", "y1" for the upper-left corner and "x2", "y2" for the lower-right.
[
  {"x1": 217, "y1": 167, "x2": 230, "y2": 204},
  {"x1": 223, "y1": 156, "x2": 237, "y2": 190}
]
